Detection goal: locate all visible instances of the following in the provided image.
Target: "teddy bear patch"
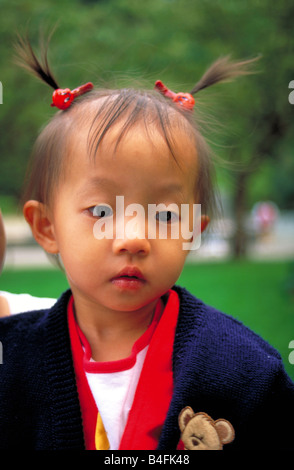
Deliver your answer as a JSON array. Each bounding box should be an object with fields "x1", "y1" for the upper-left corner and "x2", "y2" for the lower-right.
[{"x1": 178, "y1": 406, "x2": 235, "y2": 450}]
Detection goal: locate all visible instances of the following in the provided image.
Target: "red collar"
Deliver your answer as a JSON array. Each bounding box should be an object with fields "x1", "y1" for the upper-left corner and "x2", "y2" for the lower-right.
[
  {"x1": 67, "y1": 290, "x2": 180, "y2": 450},
  {"x1": 75, "y1": 298, "x2": 164, "y2": 374}
]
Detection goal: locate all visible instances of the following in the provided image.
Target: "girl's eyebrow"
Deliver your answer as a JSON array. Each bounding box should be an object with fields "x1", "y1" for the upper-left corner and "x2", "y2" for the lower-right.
[
  {"x1": 154, "y1": 182, "x2": 187, "y2": 202},
  {"x1": 77, "y1": 177, "x2": 187, "y2": 202},
  {"x1": 77, "y1": 176, "x2": 120, "y2": 196}
]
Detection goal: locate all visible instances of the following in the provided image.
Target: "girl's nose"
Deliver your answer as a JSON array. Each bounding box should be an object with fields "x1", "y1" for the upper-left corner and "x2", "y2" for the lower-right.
[
  {"x1": 112, "y1": 236, "x2": 151, "y2": 256},
  {"x1": 112, "y1": 213, "x2": 151, "y2": 256},
  {"x1": 112, "y1": 217, "x2": 151, "y2": 256}
]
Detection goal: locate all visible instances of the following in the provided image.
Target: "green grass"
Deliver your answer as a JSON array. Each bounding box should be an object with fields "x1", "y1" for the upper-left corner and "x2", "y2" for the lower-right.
[
  {"x1": 1, "y1": 260, "x2": 294, "y2": 380},
  {"x1": 0, "y1": 267, "x2": 69, "y2": 299}
]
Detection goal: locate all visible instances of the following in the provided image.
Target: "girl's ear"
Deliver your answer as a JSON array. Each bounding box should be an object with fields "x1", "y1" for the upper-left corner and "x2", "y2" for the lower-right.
[{"x1": 23, "y1": 200, "x2": 59, "y2": 254}]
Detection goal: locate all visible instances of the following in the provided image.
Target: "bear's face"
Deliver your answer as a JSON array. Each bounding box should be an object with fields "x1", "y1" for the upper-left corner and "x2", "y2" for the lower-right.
[
  {"x1": 181, "y1": 413, "x2": 223, "y2": 450},
  {"x1": 179, "y1": 407, "x2": 235, "y2": 451}
]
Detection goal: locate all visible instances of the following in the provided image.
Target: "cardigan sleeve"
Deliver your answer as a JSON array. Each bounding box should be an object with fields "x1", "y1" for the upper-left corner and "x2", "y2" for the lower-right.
[
  {"x1": 0, "y1": 310, "x2": 53, "y2": 449},
  {"x1": 0, "y1": 290, "x2": 85, "y2": 450},
  {"x1": 236, "y1": 364, "x2": 294, "y2": 450}
]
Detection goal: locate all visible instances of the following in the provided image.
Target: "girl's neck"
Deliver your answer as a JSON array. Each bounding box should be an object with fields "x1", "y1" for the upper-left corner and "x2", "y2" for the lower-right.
[{"x1": 72, "y1": 295, "x2": 159, "y2": 362}]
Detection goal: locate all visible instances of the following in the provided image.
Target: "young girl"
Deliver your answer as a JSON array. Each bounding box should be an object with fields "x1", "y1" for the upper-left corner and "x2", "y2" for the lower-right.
[{"x1": 0, "y1": 38, "x2": 293, "y2": 451}]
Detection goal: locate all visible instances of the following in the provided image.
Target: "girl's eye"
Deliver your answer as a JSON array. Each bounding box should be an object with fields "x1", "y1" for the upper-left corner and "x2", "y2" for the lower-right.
[
  {"x1": 89, "y1": 204, "x2": 113, "y2": 218},
  {"x1": 156, "y1": 211, "x2": 179, "y2": 223}
]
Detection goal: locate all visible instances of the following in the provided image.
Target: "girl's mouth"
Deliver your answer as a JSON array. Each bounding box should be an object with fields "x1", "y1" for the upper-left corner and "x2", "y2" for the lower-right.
[{"x1": 111, "y1": 267, "x2": 146, "y2": 290}]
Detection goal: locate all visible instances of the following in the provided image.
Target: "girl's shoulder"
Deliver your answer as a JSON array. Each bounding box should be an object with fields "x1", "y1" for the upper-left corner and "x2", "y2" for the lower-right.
[
  {"x1": 173, "y1": 284, "x2": 283, "y2": 367},
  {"x1": 0, "y1": 289, "x2": 71, "y2": 342}
]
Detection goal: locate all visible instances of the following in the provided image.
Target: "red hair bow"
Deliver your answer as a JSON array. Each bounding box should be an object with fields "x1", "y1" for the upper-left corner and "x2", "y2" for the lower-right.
[
  {"x1": 51, "y1": 82, "x2": 93, "y2": 110},
  {"x1": 154, "y1": 80, "x2": 195, "y2": 111}
]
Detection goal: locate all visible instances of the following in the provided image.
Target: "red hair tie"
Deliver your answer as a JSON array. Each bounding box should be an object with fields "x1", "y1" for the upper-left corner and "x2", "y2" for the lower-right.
[
  {"x1": 154, "y1": 80, "x2": 195, "y2": 111},
  {"x1": 51, "y1": 82, "x2": 94, "y2": 110}
]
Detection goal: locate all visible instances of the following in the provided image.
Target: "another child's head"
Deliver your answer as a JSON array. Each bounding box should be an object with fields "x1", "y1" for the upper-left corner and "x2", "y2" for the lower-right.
[{"x1": 16, "y1": 37, "x2": 255, "y2": 312}]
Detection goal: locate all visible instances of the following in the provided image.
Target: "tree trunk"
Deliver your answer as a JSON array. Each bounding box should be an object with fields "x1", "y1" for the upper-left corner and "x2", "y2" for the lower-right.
[{"x1": 232, "y1": 171, "x2": 249, "y2": 259}]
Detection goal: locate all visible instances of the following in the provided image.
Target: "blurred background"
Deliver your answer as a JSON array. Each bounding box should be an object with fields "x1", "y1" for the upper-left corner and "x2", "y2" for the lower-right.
[{"x1": 0, "y1": 0, "x2": 293, "y2": 378}]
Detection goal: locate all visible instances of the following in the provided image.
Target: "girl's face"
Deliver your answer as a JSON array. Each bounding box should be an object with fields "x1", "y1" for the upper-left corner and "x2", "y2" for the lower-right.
[{"x1": 45, "y1": 122, "x2": 199, "y2": 316}]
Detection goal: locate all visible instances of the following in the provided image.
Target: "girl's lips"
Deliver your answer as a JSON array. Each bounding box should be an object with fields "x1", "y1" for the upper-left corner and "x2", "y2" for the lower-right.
[
  {"x1": 112, "y1": 266, "x2": 145, "y2": 280},
  {"x1": 111, "y1": 267, "x2": 146, "y2": 290}
]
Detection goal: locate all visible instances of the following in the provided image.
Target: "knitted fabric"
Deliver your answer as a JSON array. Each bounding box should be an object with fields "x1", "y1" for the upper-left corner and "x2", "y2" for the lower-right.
[{"x1": 0, "y1": 286, "x2": 293, "y2": 450}]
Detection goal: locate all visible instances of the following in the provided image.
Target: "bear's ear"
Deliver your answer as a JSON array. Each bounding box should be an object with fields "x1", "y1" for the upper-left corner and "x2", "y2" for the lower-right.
[
  {"x1": 178, "y1": 407, "x2": 195, "y2": 432},
  {"x1": 214, "y1": 419, "x2": 235, "y2": 445}
]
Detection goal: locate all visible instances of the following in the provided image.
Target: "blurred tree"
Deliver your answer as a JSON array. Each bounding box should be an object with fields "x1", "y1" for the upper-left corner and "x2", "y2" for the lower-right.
[
  {"x1": 196, "y1": 0, "x2": 294, "y2": 257},
  {"x1": 0, "y1": 0, "x2": 293, "y2": 257}
]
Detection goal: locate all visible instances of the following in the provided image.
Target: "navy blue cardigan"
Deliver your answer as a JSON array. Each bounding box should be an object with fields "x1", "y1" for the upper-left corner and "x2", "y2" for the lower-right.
[{"x1": 0, "y1": 286, "x2": 293, "y2": 450}]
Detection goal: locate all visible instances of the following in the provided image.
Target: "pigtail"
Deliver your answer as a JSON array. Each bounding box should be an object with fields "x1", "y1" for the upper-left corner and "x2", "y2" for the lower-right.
[
  {"x1": 155, "y1": 55, "x2": 259, "y2": 111},
  {"x1": 14, "y1": 32, "x2": 60, "y2": 90},
  {"x1": 189, "y1": 55, "x2": 259, "y2": 96},
  {"x1": 14, "y1": 32, "x2": 93, "y2": 110}
]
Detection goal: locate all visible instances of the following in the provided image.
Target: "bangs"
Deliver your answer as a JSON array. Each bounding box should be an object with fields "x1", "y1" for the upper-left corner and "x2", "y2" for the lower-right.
[
  {"x1": 81, "y1": 89, "x2": 195, "y2": 163},
  {"x1": 79, "y1": 89, "x2": 217, "y2": 219},
  {"x1": 23, "y1": 87, "x2": 218, "y2": 221}
]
